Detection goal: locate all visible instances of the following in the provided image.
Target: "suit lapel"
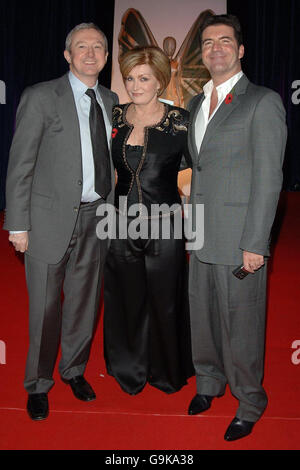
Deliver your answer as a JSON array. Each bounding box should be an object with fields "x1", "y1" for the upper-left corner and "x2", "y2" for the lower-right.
[
  {"x1": 199, "y1": 96, "x2": 240, "y2": 154},
  {"x1": 54, "y1": 74, "x2": 83, "y2": 176},
  {"x1": 189, "y1": 94, "x2": 205, "y2": 161},
  {"x1": 55, "y1": 74, "x2": 81, "y2": 146},
  {"x1": 98, "y1": 85, "x2": 112, "y2": 125},
  {"x1": 198, "y1": 75, "x2": 249, "y2": 161}
]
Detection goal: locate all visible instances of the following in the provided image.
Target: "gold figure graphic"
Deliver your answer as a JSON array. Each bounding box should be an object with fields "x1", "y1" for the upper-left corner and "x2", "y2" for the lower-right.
[{"x1": 118, "y1": 8, "x2": 214, "y2": 107}]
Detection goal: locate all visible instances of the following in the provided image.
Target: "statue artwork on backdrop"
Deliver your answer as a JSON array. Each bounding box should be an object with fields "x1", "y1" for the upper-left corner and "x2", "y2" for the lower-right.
[
  {"x1": 118, "y1": 8, "x2": 214, "y2": 197},
  {"x1": 118, "y1": 8, "x2": 214, "y2": 108}
]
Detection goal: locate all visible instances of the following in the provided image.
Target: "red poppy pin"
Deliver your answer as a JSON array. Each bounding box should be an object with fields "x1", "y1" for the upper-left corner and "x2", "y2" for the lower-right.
[
  {"x1": 225, "y1": 93, "x2": 233, "y2": 104},
  {"x1": 112, "y1": 128, "x2": 118, "y2": 138}
]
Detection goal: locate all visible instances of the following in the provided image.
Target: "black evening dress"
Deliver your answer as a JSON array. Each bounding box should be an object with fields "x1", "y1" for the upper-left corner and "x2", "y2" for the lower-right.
[{"x1": 103, "y1": 103, "x2": 194, "y2": 395}]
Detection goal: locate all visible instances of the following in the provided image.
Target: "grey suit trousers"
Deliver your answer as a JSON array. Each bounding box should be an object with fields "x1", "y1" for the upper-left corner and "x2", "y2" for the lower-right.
[
  {"x1": 24, "y1": 200, "x2": 108, "y2": 394},
  {"x1": 189, "y1": 254, "x2": 268, "y2": 422}
]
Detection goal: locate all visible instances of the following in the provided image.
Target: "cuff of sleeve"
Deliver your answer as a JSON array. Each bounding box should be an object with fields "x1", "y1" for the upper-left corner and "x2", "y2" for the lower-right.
[{"x1": 9, "y1": 231, "x2": 28, "y2": 234}]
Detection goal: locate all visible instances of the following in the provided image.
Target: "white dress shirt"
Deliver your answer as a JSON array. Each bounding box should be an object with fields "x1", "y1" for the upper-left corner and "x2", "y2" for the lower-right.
[
  {"x1": 68, "y1": 71, "x2": 112, "y2": 202},
  {"x1": 195, "y1": 71, "x2": 244, "y2": 153}
]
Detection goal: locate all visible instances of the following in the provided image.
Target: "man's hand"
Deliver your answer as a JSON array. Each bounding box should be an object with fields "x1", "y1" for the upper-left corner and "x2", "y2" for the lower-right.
[
  {"x1": 243, "y1": 251, "x2": 264, "y2": 273},
  {"x1": 9, "y1": 232, "x2": 29, "y2": 253}
]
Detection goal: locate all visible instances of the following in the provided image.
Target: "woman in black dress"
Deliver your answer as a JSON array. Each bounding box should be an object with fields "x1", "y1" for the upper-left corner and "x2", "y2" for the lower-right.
[{"x1": 104, "y1": 46, "x2": 193, "y2": 395}]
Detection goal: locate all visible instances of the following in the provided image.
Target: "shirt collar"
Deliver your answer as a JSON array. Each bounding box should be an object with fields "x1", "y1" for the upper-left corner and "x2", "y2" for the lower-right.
[
  {"x1": 203, "y1": 70, "x2": 244, "y2": 98},
  {"x1": 68, "y1": 71, "x2": 98, "y2": 97}
]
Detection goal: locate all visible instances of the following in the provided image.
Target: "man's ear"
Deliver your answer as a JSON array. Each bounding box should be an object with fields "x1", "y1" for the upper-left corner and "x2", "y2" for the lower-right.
[
  {"x1": 64, "y1": 50, "x2": 71, "y2": 64},
  {"x1": 238, "y1": 45, "x2": 245, "y2": 60}
]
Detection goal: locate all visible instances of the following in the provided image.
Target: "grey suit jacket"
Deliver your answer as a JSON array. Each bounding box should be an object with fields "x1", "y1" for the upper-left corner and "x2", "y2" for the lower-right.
[
  {"x1": 4, "y1": 74, "x2": 118, "y2": 264},
  {"x1": 188, "y1": 74, "x2": 287, "y2": 265}
]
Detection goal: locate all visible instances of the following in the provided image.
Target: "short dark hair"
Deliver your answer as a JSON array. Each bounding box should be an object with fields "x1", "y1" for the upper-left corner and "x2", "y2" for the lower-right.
[{"x1": 199, "y1": 14, "x2": 243, "y2": 50}]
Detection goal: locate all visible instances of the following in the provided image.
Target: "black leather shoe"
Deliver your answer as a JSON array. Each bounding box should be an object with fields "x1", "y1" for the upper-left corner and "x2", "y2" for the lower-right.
[
  {"x1": 27, "y1": 393, "x2": 49, "y2": 421},
  {"x1": 188, "y1": 394, "x2": 214, "y2": 415},
  {"x1": 224, "y1": 417, "x2": 255, "y2": 441},
  {"x1": 67, "y1": 376, "x2": 96, "y2": 401}
]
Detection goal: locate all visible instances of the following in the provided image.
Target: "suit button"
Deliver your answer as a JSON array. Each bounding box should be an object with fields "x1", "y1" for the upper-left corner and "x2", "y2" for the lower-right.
[
  {"x1": 78, "y1": 180, "x2": 82, "y2": 186},
  {"x1": 197, "y1": 165, "x2": 202, "y2": 171}
]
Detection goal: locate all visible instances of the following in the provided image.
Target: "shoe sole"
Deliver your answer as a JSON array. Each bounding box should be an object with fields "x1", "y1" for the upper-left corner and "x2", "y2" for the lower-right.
[
  {"x1": 72, "y1": 393, "x2": 96, "y2": 402},
  {"x1": 27, "y1": 411, "x2": 49, "y2": 421}
]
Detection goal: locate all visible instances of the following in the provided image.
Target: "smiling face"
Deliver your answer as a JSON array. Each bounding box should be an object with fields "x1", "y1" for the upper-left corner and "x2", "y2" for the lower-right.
[
  {"x1": 201, "y1": 24, "x2": 244, "y2": 84},
  {"x1": 124, "y1": 63, "x2": 161, "y2": 106},
  {"x1": 64, "y1": 28, "x2": 108, "y2": 86}
]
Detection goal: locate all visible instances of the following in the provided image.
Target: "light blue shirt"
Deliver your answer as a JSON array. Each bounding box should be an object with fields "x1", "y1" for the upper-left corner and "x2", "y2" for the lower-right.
[{"x1": 68, "y1": 71, "x2": 112, "y2": 202}]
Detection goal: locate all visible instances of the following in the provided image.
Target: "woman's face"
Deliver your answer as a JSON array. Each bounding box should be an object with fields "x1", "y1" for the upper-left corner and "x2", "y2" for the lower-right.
[{"x1": 124, "y1": 63, "x2": 161, "y2": 106}]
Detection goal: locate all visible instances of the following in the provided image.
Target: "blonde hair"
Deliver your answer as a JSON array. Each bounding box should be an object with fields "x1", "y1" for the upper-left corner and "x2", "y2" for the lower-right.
[{"x1": 119, "y1": 46, "x2": 171, "y2": 96}]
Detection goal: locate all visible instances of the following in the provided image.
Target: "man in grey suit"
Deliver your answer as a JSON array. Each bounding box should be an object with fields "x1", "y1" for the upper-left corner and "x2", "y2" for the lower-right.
[
  {"x1": 187, "y1": 15, "x2": 287, "y2": 441},
  {"x1": 4, "y1": 23, "x2": 118, "y2": 420}
]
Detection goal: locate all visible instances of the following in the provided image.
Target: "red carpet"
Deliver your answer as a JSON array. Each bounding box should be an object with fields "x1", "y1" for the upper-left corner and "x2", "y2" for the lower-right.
[{"x1": 0, "y1": 192, "x2": 300, "y2": 450}]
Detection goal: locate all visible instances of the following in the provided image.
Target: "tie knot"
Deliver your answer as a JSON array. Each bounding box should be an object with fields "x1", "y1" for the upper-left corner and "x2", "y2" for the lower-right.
[{"x1": 85, "y1": 88, "x2": 96, "y2": 100}]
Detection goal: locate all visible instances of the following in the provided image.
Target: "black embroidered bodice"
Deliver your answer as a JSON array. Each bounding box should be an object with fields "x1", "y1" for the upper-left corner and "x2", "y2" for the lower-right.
[{"x1": 111, "y1": 103, "x2": 191, "y2": 216}]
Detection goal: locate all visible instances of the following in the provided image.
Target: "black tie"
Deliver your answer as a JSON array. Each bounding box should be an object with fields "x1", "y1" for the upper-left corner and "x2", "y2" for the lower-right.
[{"x1": 85, "y1": 88, "x2": 111, "y2": 199}]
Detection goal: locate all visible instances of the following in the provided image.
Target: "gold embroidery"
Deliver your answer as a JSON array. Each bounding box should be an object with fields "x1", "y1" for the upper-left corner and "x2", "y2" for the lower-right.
[
  {"x1": 113, "y1": 106, "x2": 126, "y2": 128},
  {"x1": 156, "y1": 110, "x2": 188, "y2": 133}
]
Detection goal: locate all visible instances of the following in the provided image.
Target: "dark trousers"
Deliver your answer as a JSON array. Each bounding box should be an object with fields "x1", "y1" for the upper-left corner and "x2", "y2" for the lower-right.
[
  {"x1": 104, "y1": 214, "x2": 193, "y2": 394},
  {"x1": 189, "y1": 255, "x2": 268, "y2": 422},
  {"x1": 24, "y1": 200, "x2": 108, "y2": 394}
]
